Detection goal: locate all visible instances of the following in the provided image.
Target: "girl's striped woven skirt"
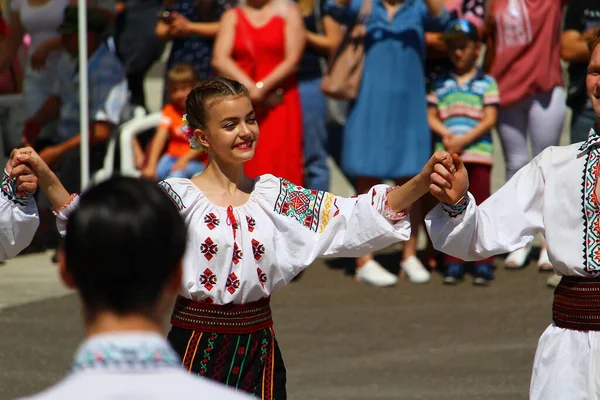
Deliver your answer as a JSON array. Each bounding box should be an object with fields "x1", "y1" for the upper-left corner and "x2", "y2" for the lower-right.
[
  {"x1": 553, "y1": 276, "x2": 600, "y2": 331},
  {"x1": 167, "y1": 295, "x2": 287, "y2": 400}
]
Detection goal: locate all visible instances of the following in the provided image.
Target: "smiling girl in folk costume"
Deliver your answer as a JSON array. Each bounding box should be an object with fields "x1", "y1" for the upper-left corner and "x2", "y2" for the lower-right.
[{"x1": 16, "y1": 77, "x2": 457, "y2": 399}]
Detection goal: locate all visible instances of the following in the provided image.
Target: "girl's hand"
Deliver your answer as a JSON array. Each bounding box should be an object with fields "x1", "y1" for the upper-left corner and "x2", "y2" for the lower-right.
[
  {"x1": 9, "y1": 147, "x2": 53, "y2": 189},
  {"x1": 5, "y1": 153, "x2": 37, "y2": 194},
  {"x1": 9, "y1": 147, "x2": 70, "y2": 210},
  {"x1": 420, "y1": 151, "x2": 455, "y2": 180},
  {"x1": 429, "y1": 153, "x2": 469, "y2": 205},
  {"x1": 169, "y1": 11, "x2": 191, "y2": 36}
]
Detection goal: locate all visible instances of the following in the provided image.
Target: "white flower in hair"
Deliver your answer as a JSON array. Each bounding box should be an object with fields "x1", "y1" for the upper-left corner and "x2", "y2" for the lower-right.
[{"x1": 181, "y1": 114, "x2": 203, "y2": 150}]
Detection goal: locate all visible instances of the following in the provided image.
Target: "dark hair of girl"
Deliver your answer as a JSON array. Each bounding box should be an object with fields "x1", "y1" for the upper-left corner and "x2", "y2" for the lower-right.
[
  {"x1": 64, "y1": 177, "x2": 187, "y2": 318},
  {"x1": 185, "y1": 77, "x2": 249, "y2": 130}
]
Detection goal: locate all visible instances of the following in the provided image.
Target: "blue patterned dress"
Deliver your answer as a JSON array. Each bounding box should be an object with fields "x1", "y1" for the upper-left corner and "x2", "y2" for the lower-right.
[
  {"x1": 164, "y1": 0, "x2": 236, "y2": 98},
  {"x1": 326, "y1": 0, "x2": 450, "y2": 179}
]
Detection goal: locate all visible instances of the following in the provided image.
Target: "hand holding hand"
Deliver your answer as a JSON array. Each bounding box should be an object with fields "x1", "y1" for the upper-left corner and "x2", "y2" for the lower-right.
[
  {"x1": 9, "y1": 147, "x2": 70, "y2": 209},
  {"x1": 168, "y1": 11, "x2": 191, "y2": 36},
  {"x1": 429, "y1": 153, "x2": 469, "y2": 205},
  {"x1": 5, "y1": 150, "x2": 37, "y2": 194},
  {"x1": 442, "y1": 134, "x2": 466, "y2": 155},
  {"x1": 420, "y1": 151, "x2": 455, "y2": 180}
]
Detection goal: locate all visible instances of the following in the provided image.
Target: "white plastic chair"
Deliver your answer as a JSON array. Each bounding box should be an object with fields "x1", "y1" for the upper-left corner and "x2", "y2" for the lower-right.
[
  {"x1": 92, "y1": 110, "x2": 162, "y2": 184},
  {"x1": 118, "y1": 112, "x2": 162, "y2": 178}
]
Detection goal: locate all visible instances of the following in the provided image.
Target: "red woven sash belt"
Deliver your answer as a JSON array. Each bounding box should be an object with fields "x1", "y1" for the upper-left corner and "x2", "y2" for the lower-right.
[
  {"x1": 553, "y1": 276, "x2": 600, "y2": 331},
  {"x1": 170, "y1": 295, "x2": 273, "y2": 334}
]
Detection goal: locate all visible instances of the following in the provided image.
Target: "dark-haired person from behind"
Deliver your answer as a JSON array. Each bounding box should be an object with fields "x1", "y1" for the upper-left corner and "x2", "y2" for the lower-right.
[{"x1": 7, "y1": 156, "x2": 248, "y2": 399}]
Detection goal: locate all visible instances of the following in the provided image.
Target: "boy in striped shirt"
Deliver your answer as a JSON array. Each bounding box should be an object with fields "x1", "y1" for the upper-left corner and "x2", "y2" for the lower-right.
[{"x1": 427, "y1": 19, "x2": 500, "y2": 286}]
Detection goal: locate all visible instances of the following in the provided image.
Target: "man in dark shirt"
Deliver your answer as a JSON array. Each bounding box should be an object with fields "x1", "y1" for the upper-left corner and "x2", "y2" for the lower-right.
[{"x1": 562, "y1": 0, "x2": 600, "y2": 143}]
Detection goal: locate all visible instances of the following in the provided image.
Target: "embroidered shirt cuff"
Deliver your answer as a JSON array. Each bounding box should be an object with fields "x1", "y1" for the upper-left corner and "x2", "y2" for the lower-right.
[
  {"x1": 53, "y1": 193, "x2": 80, "y2": 219},
  {"x1": 382, "y1": 186, "x2": 410, "y2": 222},
  {"x1": 2, "y1": 169, "x2": 34, "y2": 207},
  {"x1": 441, "y1": 194, "x2": 469, "y2": 218}
]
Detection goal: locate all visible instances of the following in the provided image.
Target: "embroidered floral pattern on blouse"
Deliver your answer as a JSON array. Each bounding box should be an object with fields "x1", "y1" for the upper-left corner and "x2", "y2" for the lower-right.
[
  {"x1": 200, "y1": 268, "x2": 217, "y2": 291},
  {"x1": 232, "y1": 242, "x2": 243, "y2": 265},
  {"x1": 1, "y1": 170, "x2": 33, "y2": 207},
  {"x1": 200, "y1": 237, "x2": 218, "y2": 260},
  {"x1": 382, "y1": 186, "x2": 409, "y2": 222},
  {"x1": 257, "y1": 267, "x2": 267, "y2": 289},
  {"x1": 71, "y1": 339, "x2": 179, "y2": 372},
  {"x1": 204, "y1": 213, "x2": 220, "y2": 230},
  {"x1": 273, "y1": 178, "x2": 325, "y2": 232},
  {"x1": 251, "y1": 239, "x2": 265, "y2": 261},
  {"x1": 158, "y1": 180, "x2": 186, "y2": 211},
  {"x1": 581, "y1": 148, "x2": 600, "y2": 273},
  {"x1": 226, "y1": 272, "x2": 240, "y2": 294},
  {"x1": 246, "y1": 215, "x2": 256, "y2": 232},
  {"x1": 442, "y1": 195, "x2": 470, "y2": 218}
]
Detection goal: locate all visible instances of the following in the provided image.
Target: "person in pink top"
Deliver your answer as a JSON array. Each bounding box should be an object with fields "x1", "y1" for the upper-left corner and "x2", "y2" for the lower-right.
[{"x1": 486, "y1": 0, "x2": 568, "y2": 272}]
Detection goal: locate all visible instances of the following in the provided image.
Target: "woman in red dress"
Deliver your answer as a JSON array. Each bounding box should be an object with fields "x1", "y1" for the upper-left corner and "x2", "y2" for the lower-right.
[{"x1": 212, "y1": 0, "x2": 305, "y2": 185}]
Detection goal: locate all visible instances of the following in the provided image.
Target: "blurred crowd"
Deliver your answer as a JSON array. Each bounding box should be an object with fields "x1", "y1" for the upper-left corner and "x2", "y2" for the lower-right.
[{"x1": 0, "y1": 0, "x2": 593, "y2": 288}]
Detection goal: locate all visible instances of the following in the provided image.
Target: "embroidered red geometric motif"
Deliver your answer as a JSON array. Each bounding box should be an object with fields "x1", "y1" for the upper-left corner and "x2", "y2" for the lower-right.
[
  {"x1": 204, "y1": 213, "x2": 220, "y2": 230},
  {"x1": 288, "y1": 191, "x2": 310, "y2": 213},
  {"x1": 232, "y1": 242, "x2": 243, "y2": 265},
  {"x1": 273, "y1": 178, "x2": 325, "y2": 232},
  {"x1": 226, "y1": 272, "x2": 240, "y2": 294},
  {"x1": 257, "y1": 267, "x2": 267, "y2": 289},
  {"x1": 246, "y1": 215, "x2": 256, "y2": 232},
  {"x1": 252, "y1": 239, "x2": 265, "y2": 261},
  {"x1": 199, "y1": 268, "x2": 217, "y2": 291},
  {"x1": 263, "y1": 336, "x2": 274, "y2": 400},
  {"x1": 200, "y1": 237, "x2": 218, "y2": 261},
  {"x1": 182, "y1": 331, "x2": 201, "y2": 371}
]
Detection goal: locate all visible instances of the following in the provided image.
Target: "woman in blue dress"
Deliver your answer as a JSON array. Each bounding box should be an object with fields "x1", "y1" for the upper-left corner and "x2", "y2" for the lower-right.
[{"x1": 326, "y1": 0, "x2": 449, "y2": 286}]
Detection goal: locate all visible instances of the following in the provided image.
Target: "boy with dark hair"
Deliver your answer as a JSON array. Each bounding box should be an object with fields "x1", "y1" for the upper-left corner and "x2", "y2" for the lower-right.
[{"x1": 427, "y1": 19, "x2": 500, "y2": 286}]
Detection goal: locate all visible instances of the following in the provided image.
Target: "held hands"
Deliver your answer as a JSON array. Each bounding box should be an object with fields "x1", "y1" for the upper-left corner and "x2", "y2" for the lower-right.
[
  {"x1": 167, "y1": 11, "x2": 191, "y2": 37},
  {"x1": 5, "y1": 150, "x2": 38, "y2": 194},
  {"x1": 429, "y1": 153, "x2": 469, "y2": 205},
  {"x1": 8, "y1": 147, "x2": 70, "y2": 210},
  {"x1": 442, "y1": 134, "x2": 467, "y2": 155}
]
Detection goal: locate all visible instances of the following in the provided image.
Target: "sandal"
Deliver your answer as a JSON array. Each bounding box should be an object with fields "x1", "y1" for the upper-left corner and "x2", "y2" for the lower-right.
[
  {"x1": 504, "y1": 245, "x2": 532, "y2": 270},
  {"x1": 537, "y1": 247, "x2": 553, "y2": 272}
]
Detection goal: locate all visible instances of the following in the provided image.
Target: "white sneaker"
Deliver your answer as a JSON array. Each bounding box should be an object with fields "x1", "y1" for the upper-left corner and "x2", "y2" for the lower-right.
[
  {"x1": 401, "y1": 256, "x2": 431, "y2": 284},
  {"x1": 505, "y1": 245, "x2": 532, "y2": 270},
  {"x1": 547, "y1": 273, "x2": 561, "y2": 288},
  {"x1": 355, "y1": 260, "x2": 398, "y2": 287}
]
